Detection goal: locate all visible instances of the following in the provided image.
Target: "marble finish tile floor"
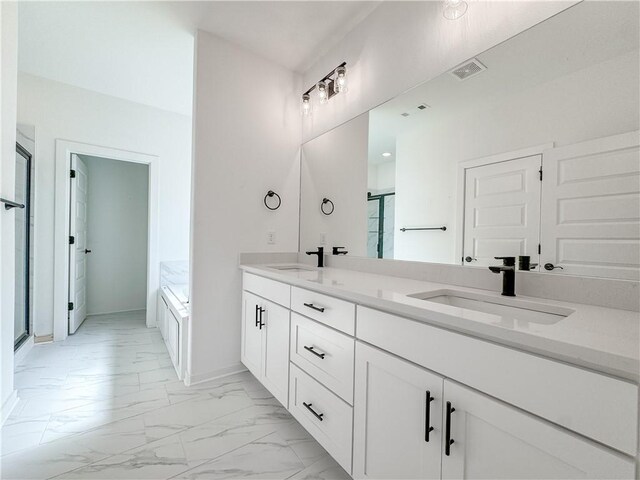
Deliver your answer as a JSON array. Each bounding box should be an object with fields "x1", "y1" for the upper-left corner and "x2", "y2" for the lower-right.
[{"x1": 0, "y1": 311, "x2": 350, "y2": 480}]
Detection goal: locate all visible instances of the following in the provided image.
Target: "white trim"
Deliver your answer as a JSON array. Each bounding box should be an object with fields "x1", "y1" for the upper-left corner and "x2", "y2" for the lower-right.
[
  {"x1": 54, "y1": 140, "x2": 160, "y2": 341},
  {"x1": 1, "y1": 390, "x2": 19, "y2": 426},
  {"x1": 86, "y1": 308, "x2": 147, "y2": 317},
  {"x1": 184, "y1": 363, "x2": 247, "y2": 387},
  {"x1": 13, "y1": 335, "x2": 34, "y2": 366},
  {"x1": 454, "y1": 143, "x2": 554, "y2": 265}
]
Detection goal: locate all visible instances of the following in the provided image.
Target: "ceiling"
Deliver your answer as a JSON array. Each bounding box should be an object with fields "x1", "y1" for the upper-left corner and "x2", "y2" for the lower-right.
[{"x1": 18, "y1": 1, "x2": 379, "y2": 117}]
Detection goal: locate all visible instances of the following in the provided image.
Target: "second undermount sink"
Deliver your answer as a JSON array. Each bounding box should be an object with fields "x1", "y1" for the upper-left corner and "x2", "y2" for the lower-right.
[
  {"x1": 408, "y1": 289, "x2": 574, "y2": 325},
  {"x1": 268, "y1": 264, "x2": 317, "y2": 272}
]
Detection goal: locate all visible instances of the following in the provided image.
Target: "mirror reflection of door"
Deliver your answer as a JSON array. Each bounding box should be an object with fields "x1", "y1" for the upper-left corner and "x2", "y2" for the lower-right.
[
  {"x1": 462, "y1": 155, "x2": 542, "y2": 268},
  {"x1": 14, "y1": 143, "x2": 32, "y2": 350},
  {"x1": 367, "y1": 192, "x2": 395, "y2": 259}
]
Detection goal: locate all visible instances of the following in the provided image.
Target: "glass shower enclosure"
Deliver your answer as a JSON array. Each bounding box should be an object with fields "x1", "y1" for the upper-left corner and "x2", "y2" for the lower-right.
[{"x1": 13, "y1": 143, "x2": 32, "y2": 349}]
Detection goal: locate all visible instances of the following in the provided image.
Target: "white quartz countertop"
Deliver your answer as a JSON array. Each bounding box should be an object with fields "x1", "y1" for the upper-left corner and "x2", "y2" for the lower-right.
[{"x1": 240, "y1": 263, "x2": 640, "y2": 382}]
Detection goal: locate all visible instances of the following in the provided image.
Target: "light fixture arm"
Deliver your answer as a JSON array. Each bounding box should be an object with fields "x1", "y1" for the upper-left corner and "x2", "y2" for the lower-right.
[{"x1": 303, "y1": 61, "x2": 347, "y2": 96}]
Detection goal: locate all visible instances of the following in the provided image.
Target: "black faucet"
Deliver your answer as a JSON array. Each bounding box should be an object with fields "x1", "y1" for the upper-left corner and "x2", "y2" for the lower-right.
[
  {"x1": 488, "y1": 256, "x2": 516, "y2": 297},
  {"x1": 332, "y1": 247, "x2": 348, "y2": 255},
  {"x1": 306, "y1": 247, "x2": 324, "y2": 267}
]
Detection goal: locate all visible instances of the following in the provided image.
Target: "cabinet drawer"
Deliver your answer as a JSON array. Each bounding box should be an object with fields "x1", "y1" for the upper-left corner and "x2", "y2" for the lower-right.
[
  {"x1": 289, "y1": 363, "x2": 353, "y2": 473},
  {"x1": 357, "y1": 306, "x2": 639, "y2": 456},
  {"x1": 290, "y1": 313, "x2": 355, "y2": 404},
  {"x1": 243, "y1": 272, "x2": 290, "y2": 307},
  {"x1": 291, "y1": 287, "x2": 355, "y2": 335}
]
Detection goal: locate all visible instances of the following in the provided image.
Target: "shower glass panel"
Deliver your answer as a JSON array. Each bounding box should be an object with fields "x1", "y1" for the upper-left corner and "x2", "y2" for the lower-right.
[
  {"x1": 14, "y1": 143, "x2": 32, "y2": 349},
  {"x1": 367, "y1": 192, "x2": 395, "y2": 259}
]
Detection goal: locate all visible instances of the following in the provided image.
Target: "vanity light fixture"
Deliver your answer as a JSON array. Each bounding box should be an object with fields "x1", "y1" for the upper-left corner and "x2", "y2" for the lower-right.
[
  {"x1": 302, "y1": 93, "x2": 312, "y2": 116},
  {"x1": 443, "y1": 0, "x2": 468, "y2": 20},
  {"x1": 317, "y1": 80, "x2": 329, "y2": 105},
  {"x1": 301, "y1": 62, "x2": 348, "y2": 115}
]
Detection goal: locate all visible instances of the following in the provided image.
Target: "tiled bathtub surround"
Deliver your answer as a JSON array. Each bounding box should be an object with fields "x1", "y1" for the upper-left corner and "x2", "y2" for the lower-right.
[
  {"x1": 0, "y1": 311, "x2": 347, "y2": 480},
  {"x1": 160, "y1": 261, "x2": 189, "y2": 288}
]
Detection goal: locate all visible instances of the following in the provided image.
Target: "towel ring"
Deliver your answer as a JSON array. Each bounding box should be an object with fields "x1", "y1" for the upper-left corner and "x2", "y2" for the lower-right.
[
  {"x1": 321, "y1": 198, "x2": 334, "y2": 216},
  {"x1": 264, "y1": 190, "x2": 281, "y2": 211}
]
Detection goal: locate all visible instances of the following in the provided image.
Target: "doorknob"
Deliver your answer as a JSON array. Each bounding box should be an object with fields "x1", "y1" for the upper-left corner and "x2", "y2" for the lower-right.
[
  {"x1": 544, "y1": 263, "x2": 563, "y2": 271},
  {"x1": 464, "y1": 256, "x2": 477, "y2": 263},
  {"x1": 84, "y1": 249, "x2": 92, "y2": 254}
]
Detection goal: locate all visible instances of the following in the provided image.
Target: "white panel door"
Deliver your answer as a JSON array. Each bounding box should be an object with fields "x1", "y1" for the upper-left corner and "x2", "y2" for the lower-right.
[
  {"x1": 261, "y1": 298, "x2": 290, "y2": 407},
  {"x1": 69, "y1": 154, "x2": 88, "y2": 334},
  {"x1": 463, "y1": 155, "x2": 541, "y2": 267},
  {"x1": 441, "y1": 380, "x2": 635, "y2": 479},
  {"x1": 241, "y1": 291, "x2": 263, "y2": 379},
  {"x1": 353, "y1": 342, "x2": 443, "y2": 479},
  {"x1": 541, "y1": 131, "x2": 640, "y2": 280}
]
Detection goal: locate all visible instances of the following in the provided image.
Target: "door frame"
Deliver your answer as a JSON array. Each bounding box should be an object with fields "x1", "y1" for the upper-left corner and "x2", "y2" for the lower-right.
[
  {"x1": 53, "y1": 140, "x2": 159, "y2": 341},
  {"x1": 454, "y1": 143, "x2": 554, "y2": 265}
]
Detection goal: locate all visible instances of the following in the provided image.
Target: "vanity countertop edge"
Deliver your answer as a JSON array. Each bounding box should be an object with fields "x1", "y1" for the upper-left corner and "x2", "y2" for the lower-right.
[{"x1": 240, "y1": 263, "x2": 640, "y2": 383}]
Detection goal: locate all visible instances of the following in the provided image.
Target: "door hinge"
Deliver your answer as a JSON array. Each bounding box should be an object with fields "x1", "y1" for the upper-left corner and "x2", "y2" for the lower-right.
[
  {"x1": 539, "y1": 167, "x2": 543, "y2": 181},
  {"x1": 70, "y1": 169, "x2": 76, "y2": 178},
  {"x1": 538, "y1": 244, "x2": 541, "y2": 255},
  {"x1": 68, "y1": 302, "x2": 74, "y2": 311},
  {"x1": 69, "y1": 235, "x2": 75, "y2": 245}
]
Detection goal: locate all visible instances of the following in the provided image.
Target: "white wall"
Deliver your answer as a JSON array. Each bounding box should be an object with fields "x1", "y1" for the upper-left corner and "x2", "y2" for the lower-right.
[
  {"x1": 394, "y1": 49, "x2": 640, "y2": 263},
  {"x1": 189, "y1": 31, "x2": 301, "y2": 384},
  {"x1": 300, "y1": 113, "x2": 369, "y2": 256},
  {"x1": 1, "y1": 1, "x2": 18, "y2": 422},
  {"x1": 17, "y1": 73, "x2": 192, "y2": 337},
  {"x1": 82, "y1": 156, "x2": 148, "y2": 315},
  {"x1": 301, "y1": 1, "x2": 577, "y2": 143},
  {"x1": 367, "y1": 161, "x2": 395, "y2": 194}
]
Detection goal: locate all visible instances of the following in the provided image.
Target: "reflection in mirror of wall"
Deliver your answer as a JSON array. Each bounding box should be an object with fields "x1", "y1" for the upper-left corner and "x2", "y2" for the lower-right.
[{"x1": 300, "y1": 1, "x2": 640, "y2": 280}]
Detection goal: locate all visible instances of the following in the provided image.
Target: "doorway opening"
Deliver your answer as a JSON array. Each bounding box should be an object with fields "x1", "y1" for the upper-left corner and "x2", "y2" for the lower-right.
[
  {"x1": 367, "y1": 191, "x2": 395, "y2": 259},
  {"x1": 53, "y1": 141, "x2": 159, "y2": 341},
  {"x1": 68, "y1": 154, "x2": 149, "y2": 334}
]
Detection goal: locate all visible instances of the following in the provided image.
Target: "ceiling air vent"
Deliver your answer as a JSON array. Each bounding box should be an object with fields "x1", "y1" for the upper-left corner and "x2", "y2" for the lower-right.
[
  {"x1": 417, "y1": 104, "x2": 429, "y2": 110},
  {"x1": 449, "y1": 58, "x2": 486, "y2": 81},
  {"x1": 401, "y1": 112, "x2": 410, "y2": 117}
]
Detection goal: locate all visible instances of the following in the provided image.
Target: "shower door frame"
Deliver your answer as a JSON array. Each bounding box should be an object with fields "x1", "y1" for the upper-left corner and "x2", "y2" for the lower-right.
[
  {"x1": 367, "y1": 191, "x2": 395, "y2": 259},
  {"x1": 14, "y1": 142, "x2": 32, "y2": 350}
]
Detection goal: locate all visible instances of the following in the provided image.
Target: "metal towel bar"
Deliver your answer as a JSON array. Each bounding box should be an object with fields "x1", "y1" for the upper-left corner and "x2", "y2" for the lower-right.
[
  {"x1": 400, "y1": 226, "x2": 446, "y2": 232},
  {"x1": 1, "y1": 198, "x2": 25, "y2": 210}
]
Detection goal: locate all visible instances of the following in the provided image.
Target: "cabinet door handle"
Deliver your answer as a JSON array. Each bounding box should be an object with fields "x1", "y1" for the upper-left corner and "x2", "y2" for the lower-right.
[
  {"x1": 425, "y1": 391, "x2": 435, "y2": 442},
  {"x1": 255, "y1": 304, "x2": 260, "y2": 327},
  {"x1": 302, "y1": 402, "x2": 324, "y2": 421},
  {"x1": 258, "y1": 307, "x2": 266, "y2": 330},
  {"x1": 445, "y1": 401, "x2": 455, "y2": 456},
  {"x1": 303, "y1": 345, "x2": 326, "y2": 359},
  {"x1": 303, "y1": 302, "x2": 325, "y2": 313}
]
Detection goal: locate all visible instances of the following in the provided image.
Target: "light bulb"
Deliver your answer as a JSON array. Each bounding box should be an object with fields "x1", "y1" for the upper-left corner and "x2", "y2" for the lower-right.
[
  {"x1": 317, "y1": 80, "x2": 328, "y2": 105},
  {"x1": 302, "y1": 93, "x2": 312, "y2": 116},
  {"x1": 334, "y1": 65, "x2": 347, "y2": 94},
  {"x1": 443, "y1": 0, "x2": 467, "y2": 20}
]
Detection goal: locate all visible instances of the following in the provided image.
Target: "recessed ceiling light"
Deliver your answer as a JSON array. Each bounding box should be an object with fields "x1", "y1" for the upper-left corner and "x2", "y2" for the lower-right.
[{"x1": 382, "y1": 152, "x2": 392, "y2": 157}]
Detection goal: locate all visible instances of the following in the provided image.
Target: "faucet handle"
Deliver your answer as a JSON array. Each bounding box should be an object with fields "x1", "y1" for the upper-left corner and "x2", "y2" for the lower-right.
[{"x1": 494, "y1": 256, "x2": 516, "y2": 266}]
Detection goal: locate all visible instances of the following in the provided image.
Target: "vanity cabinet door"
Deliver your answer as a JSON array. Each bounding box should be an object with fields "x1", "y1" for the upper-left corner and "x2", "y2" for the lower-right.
[
  {"x1": 353, "y1": 342, "x2": 444, "y2": 479},
  {"x1": 241, "y1": 291, "x2": 263, "y2": 379},
  {"x1": 261, "y1": 299, "x2": 290, "y2": 407},
  {"x1": 441, "y1": 380, "x2": 635, "y2": 479}
]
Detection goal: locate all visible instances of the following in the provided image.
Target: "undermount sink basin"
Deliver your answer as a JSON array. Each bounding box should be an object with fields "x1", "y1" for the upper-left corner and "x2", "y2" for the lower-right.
[
  {"x1": 408, "y1": 289, "x2": 574, "y2": 325},
  {"x1": 268, "y1": 264, "x2": 316, "y2": 272}
]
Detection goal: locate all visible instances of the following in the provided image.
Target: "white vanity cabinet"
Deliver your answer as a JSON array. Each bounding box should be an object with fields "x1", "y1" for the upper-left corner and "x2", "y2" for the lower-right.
[
  {"x1": 441, "y1": 380, "x2": 635, "y2": 479},
  {"x1": 240, "y1": 270, "x2": 638, "y2": 479},
  {"x1": 353, "y1": 342, "x2": 444, "y2": 479},
  {"x1": 241, "y1": 280, "x2": 291, "y2": 407}
]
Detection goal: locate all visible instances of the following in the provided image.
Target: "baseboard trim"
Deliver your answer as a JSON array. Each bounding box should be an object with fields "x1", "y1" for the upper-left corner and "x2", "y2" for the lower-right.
[
  {"x1": 87, "y1": 308, "x2": 146, "y2": 317},
  {"x1": 35, "y1": 334, "x2": 53, "y2": 344},
  {"x1": 1, "y1": 390, "x2": 19, "y2": 426},
  {"x1": 14, "y1": 335, "x2": 34, "y2": 365},
  {"x1": 184, "y1": 363, "x2": 247, "y2": 387}
]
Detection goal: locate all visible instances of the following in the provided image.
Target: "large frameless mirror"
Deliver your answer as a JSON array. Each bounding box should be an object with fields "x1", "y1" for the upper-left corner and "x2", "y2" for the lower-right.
[{"x1": 300, "y1": 1, "x2": 640, "y2": 280}]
